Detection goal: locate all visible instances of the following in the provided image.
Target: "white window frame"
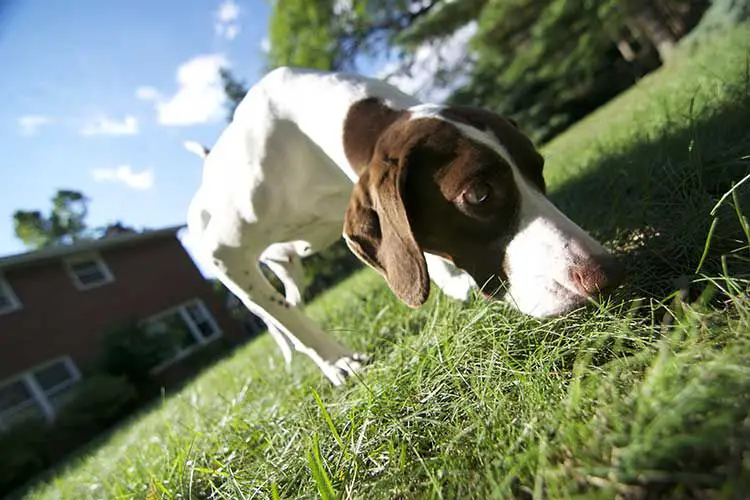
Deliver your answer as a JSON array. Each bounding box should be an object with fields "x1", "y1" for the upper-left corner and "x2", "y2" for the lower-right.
[
  {"x1": 64, "y1": 252, "x2": 115, "y2": 290},
  {"x1": 0, "y1": 356, "x2": 81, "y2": 431},
  {"x1": 0, "y1": 274, "x2": 22, "y2": 315},
  {"x1": 145, "y1": 299, "x2": 223, "y2": 373}
]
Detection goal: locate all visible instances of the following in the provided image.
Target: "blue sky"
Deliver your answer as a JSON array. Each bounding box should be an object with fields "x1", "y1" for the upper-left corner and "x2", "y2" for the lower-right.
[
  {"x1": 0, "y1": 0, "x2": 272, "y2": 259},
  {"x1": 0, "y1": 0, "x2": 473, "y2": 269}
]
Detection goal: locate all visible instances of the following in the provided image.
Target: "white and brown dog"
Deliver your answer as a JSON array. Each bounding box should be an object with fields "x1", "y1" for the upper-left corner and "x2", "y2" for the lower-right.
[{"x1": 186, "y1": 67, "x2": 622, "y2": 385}]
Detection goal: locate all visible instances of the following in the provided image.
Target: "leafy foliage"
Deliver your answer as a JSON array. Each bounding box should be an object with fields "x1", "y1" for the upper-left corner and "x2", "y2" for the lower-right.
[
  {"x1": 266, "y1": 0, "x2": 445, "y2": 71},
  {"x1": 267, "y1": 0, "x2": 340, "y2": 70},
  {"x1": 12, "y1": 189, "x2": 138, "y2": 250},
  {"x1": 13, "y1": 190, "x2": 90, "y2": 249},
  {"x1": 98, "y1": 320, "x2": 175, "y2": 388},
  {"x1": 265, "y1": 0, "x2": 709, "y2": 143},
  {"x1": 219, "y1": 68, "x2": 248, "y2": 121},
  {"x1": 450, "y1": 0, "x2": 648, "y2": 143}
]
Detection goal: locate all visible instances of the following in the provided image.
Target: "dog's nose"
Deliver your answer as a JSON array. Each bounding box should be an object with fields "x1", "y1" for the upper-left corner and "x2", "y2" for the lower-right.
[{"x1": 569, "y1": 255, "x2": 624, "y2": 297}]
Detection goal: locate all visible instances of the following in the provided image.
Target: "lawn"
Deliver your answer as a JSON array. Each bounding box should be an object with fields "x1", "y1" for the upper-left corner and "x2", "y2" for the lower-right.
[{"x1": 20, "y1": 27, "x2": 750, "y2": 499}]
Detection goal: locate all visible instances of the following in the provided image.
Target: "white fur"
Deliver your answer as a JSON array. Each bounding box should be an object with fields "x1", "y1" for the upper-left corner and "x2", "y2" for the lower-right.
[{"x1": 187, "y1": 68, "x2": 473, "y2": 385}]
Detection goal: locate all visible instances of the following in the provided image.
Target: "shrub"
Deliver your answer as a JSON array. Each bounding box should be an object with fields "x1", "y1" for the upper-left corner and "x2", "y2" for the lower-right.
[{"x1": 98, "y1": 319, "x2": 174, "y2": 387}]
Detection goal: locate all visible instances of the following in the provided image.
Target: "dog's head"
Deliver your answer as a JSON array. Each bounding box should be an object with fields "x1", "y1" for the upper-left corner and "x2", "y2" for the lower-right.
[{"x1": 342, "y1": 98, "x2": 622, "y2": 318}]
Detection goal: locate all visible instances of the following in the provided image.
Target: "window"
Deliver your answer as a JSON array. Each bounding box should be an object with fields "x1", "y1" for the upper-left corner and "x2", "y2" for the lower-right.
[
  {"x1": 0, "y1": 357, "x2": 80, "y2": 430},
  {"x1": 65, "y1": 254, "x2": 114, "y2": 290},
  {"x1": 0, "y1": 276, "x2": 21, "y2": 315},
  {"x1": 145, "y1": 299, "x2": 222, "y2": 372}
]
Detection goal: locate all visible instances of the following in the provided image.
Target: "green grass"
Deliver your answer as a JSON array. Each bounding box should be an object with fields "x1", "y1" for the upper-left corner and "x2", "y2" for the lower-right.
[{"x1": 20, "y1": 27, "x2": 750, "y2": 499}]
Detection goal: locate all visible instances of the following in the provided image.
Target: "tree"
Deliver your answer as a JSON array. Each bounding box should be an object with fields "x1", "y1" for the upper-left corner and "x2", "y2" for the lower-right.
[
  {"x1": 12, "y1": 190, "x2": 137, "y2": 250},
  {"x1": 219, "y1": 68, "x2": 248, "y2": 121},
  {"x1": 13, "y1": 189, "x2": 90, "y2": 249},
  {"x1": 266, "y1": 0, "x2": 447, "y2": 72},
  {"x1": 263, "y1": 0, "x2": 707, "y2": 143}
]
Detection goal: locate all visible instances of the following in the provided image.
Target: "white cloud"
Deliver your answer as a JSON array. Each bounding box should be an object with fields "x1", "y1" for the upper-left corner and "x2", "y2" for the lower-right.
[
  {"x1": 215, "y1": 0, "x2": 240, "y2": 40},
  {"x1": 136, "y1": 86, "x2": 161, "y2": 101},
  {"x1": 217, "y1": 0, "x2": 239, "y2": 22},
  {"x1": 260, "y1": 36, "x2": 271, "y2": 54},
  {"x1": 143, "y1": 54, "x2": 228, "y2": 126},
  {"x1": 379, "y1": 21, "x2": 477, "y2": 103},
  {"x1": 91, "y1": 164, "x2": 154, "y2": 190},
  {"x1": 80, "y1": 115, "x2": 139, "y2": 136},
  {"x1": 18, "y1": 115, "x2": 55, "y2": 136}
]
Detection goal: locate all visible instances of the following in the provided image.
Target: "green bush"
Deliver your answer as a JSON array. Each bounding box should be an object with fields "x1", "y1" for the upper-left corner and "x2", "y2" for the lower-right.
[{"x1": 98, "y1": 320, "x2": 174, "y2": 387}]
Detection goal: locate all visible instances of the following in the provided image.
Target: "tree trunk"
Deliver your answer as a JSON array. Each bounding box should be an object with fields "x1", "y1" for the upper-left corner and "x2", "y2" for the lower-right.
[{"x1": 622, "y1": 0, "x2": 678, "y2": 63}]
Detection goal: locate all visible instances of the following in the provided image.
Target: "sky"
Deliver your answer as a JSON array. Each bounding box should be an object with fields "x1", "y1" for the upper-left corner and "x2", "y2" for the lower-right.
[
  {"x1": 0, "y1": 0, "x2": 474, "y2": 268},
  {"x1": 0, "y1": 0, "x2": 272, "y2": 261}
]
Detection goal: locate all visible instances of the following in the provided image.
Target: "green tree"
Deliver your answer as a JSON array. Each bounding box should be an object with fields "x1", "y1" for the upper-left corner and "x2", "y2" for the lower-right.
[
  {"x1": 12, "y1": 190, "x2": 137, "y2": 250},
  {"x1": 13, "y1": 189, "x2": 90, "y2": 249},
  {"x1": 264, "y1": 0, "x2": 706, "y2": 142},
  {"x1": 266, "y1": 0, "x2": 445, "y2": 71},
  {"x1": 219, "y1": 67, "x2": 248, "y2": 121}
]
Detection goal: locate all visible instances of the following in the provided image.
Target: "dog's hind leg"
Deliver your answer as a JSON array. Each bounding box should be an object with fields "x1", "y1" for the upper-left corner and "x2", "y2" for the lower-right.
[{"x1": 211, "y1": 244, "x2": 367, "y2": 386}]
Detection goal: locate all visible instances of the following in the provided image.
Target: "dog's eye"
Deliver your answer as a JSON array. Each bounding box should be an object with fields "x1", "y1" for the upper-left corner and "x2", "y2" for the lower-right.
[{"x1": 463, "y1": 182, "x2": 491, "y2": 205}]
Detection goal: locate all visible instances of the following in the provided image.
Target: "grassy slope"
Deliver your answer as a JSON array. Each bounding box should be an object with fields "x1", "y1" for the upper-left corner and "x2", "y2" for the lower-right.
[{"x1": 24, "y1": 28, "x2": 750, "y2": 499}]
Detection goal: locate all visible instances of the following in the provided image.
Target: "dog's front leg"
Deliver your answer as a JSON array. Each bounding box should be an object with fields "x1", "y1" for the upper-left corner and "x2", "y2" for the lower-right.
[{"x1": 213, "y1": 251, "x2": 369, "y2": 385}]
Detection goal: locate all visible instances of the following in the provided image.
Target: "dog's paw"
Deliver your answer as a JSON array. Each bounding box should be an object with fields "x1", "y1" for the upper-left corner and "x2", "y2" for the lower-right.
[{"x1": 325, "y1": 353, "x2": 371, "y2": 386}]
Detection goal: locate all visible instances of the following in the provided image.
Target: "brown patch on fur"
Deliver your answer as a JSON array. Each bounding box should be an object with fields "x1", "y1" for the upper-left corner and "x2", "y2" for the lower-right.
[
  {"x1": 343, "y1": 103, "x2": 535, "y2": 304},
  {"x1": 343, "y1": 98, "x2": 406, "y2": 177},
  {"x1": 440, "y1": 106, "x2": 546, "y2": 193}
]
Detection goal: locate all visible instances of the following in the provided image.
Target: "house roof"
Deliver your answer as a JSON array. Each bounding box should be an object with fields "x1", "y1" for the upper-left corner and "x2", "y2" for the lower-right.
[{"x1": 0, "y1": 225, "x2": 186, "y2": 271}]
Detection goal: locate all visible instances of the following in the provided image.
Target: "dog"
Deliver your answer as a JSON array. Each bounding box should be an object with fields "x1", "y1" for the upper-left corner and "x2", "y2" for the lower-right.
[{"x1": 185, "y1": 67, "x2": 623, "y2": 385}]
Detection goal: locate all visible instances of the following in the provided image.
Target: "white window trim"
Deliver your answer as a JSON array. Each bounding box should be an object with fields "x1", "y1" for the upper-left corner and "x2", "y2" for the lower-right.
[
  {"x1": 146, "y1": 299, "x2": 223, "y2": 374},
  {"x1": 0, "y1": 275, "x2": 22, "y2": 315},
  {"x1": 0, "y1": 356, "x2": 81, "y2": 430},
  {"x1": 64, "y1": 252, "x2": 115, "y2": 291}
]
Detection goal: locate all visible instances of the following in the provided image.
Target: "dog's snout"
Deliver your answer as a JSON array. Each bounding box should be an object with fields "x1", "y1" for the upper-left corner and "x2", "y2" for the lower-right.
[{"x1": 570, "y1": 256, "x2": 624, "y2": 297}]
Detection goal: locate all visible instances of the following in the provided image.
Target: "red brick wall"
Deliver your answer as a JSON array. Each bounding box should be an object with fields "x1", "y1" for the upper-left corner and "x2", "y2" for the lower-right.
[{"x1": 0, "y1": 236, "x2": 246, "y2": 380}]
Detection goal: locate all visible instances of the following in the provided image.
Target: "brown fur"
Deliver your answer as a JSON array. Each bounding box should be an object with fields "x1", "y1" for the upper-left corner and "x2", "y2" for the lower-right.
[
  {"x1": 342, "y1": 99, "x2": 544, "y2": 305},
  {"x1": 440, "y1": 106, "x2": 546, "y2": 193}
]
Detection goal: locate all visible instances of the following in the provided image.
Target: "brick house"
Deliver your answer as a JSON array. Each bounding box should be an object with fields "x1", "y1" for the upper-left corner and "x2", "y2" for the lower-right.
[{"x1": 0, "y1": 226, "x2": 251, "y2": 429}]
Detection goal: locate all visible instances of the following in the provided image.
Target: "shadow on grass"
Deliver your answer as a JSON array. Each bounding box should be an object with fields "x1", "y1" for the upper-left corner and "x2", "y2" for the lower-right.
[{"x1": 548, "y1": 91, "x2": 750, "y2": 304}]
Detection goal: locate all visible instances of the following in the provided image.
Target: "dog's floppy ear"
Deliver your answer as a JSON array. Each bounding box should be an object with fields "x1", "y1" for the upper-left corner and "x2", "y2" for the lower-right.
[
  {"x1": 343, "y1": 97, "x2": 405, "y2": 175},
  {"x1": 441, "y1": 106, "x2": 546, "y2": 193},
  {"x1": 343, "y1": 163, "x2": 430, "y2": 308}
]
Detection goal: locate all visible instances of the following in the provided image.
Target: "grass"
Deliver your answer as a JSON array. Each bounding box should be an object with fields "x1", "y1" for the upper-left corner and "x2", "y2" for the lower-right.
[{"x1": 19, "y1": 27, "x2": 750, "y2": 499}]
